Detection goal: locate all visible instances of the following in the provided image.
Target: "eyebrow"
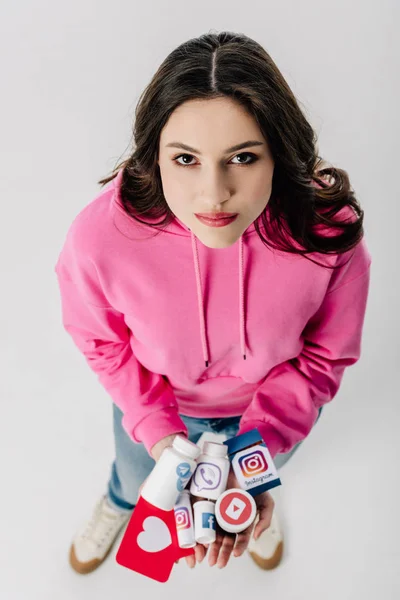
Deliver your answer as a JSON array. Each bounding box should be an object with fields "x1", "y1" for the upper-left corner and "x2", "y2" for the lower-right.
[{"x1": 165, "y1": 140, "x2": 265, "y2": 155}]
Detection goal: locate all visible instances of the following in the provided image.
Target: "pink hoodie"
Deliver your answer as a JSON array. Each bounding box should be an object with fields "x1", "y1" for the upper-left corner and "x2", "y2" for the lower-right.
[{"x1": 54, "y1": 169, "x2": 372, "y2": 457}]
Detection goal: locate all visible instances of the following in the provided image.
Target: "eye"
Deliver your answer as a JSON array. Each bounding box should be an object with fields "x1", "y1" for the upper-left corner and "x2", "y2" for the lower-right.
[{"x1": 173, "y1": 152, "x2": 259, "y2": 167}]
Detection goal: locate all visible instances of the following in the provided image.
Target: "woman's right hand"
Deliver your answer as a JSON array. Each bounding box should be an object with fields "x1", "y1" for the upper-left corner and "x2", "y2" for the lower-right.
[
  {"x1": 150, "y1": 433, "x2": 180, "y2": 462},
  {"x1": 137, "y1": 435, "x2": 178, "y2": 497}
]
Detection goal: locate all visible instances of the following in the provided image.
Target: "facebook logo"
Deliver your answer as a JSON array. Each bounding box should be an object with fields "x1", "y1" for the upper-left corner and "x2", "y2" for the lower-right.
[{"x1": 202, "y1": 513, "x2": 216, "y2": 530}]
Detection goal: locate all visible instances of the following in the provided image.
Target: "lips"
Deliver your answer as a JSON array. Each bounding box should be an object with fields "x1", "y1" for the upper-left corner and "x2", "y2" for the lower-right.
[
  {"x1": 195, "y1": 213, "x2": 238, "y2": 227},
  {"x1": 195, "y1": 213, "x2": 237, "y2": 219}
]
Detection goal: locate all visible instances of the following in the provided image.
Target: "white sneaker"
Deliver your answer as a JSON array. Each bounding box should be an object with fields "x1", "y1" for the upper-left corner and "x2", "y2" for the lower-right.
[
  {"x1": 69, "y1": 495, "x2": 131, "y2": 574},
  {"x1": 247, "y1": 508, "x2": 284, "y2": 570}
]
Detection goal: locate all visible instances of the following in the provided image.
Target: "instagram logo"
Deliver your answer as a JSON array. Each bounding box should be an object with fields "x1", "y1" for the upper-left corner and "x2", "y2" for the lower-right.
[
  {"x1": 174, "y1": 507, "x2": 190, "y2": 530},
  {"x1": 238, "y1": 450, "x2": 268, "y2": 476}
]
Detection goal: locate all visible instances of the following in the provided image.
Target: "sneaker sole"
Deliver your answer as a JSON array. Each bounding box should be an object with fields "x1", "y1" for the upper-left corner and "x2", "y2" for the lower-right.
[
  {"x1": 248, "y1": 540, "x2": 284, "y2": 570},
  {"x1": 69, "y1": 523, "x2": 127, "y2": 574}
]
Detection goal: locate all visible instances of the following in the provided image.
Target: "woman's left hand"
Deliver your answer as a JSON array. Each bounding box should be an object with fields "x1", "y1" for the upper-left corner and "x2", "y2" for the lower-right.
[{"x1": 205, "y1": 466, "x2": 275, "y2": 568}]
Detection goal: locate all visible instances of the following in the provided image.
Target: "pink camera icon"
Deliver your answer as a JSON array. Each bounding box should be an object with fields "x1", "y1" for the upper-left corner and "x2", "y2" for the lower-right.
[
  {"x1": 238, "y1": 450, "x2": 268, "y2": 476},
  {"x1": 174, "y1": 507, "x2": 190, "y2": 530}
]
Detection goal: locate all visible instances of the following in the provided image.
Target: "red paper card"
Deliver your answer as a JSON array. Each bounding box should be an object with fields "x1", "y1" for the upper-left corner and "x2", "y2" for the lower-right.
[{"x1": 116, "y1": 496, "x2": 195, "y2": 583}]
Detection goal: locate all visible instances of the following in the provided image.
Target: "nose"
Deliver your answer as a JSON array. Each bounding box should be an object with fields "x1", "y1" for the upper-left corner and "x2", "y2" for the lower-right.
[{"x1": 199, "y1": 168, "x2": 232, "y2": 209}]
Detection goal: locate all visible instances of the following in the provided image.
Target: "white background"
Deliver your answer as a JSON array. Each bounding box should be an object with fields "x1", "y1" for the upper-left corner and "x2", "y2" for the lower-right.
[{"x1": 0, "y1": 1, "x2": 399, "y2": 598}]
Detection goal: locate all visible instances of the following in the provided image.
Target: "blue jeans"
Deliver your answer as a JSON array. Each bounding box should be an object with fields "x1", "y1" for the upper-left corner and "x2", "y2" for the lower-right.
[{"x1": 106, "y1": 404, "x2": 324, "y2": 512}]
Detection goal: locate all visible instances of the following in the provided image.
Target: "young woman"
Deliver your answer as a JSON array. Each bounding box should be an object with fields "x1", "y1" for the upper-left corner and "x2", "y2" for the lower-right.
[{"x1": 55, "y1": 30, "x2": 371, "y2": 575}]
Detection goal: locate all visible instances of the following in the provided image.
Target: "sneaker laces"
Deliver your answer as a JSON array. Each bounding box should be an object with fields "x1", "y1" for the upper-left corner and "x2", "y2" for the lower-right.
[{"x1": 80, "y1": 497, "x2": 127, "y2": 549}]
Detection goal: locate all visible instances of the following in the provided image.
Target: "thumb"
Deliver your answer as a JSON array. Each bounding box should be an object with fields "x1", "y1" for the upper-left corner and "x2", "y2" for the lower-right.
[{"x1": 253, "y1": 496, "x2": 274, "y2": 539}]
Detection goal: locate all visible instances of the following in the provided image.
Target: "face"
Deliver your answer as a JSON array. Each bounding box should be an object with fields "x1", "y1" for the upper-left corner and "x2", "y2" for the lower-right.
[{"x1": 157, "y1": 97, "x2": 275, "y2": 249}]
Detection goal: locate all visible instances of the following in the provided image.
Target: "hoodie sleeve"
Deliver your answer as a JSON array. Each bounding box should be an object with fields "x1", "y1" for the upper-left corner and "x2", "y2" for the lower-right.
[
  {"x1": 237, "y1": 237, "x2": 372, "y2": 459},
  {"x1": 54, "y1": 248, "x2": 188, "y2": 456}
]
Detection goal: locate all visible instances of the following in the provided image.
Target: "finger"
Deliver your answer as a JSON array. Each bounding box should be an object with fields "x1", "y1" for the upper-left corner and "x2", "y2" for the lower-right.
[
  {"x1": 195, "y1": 543, "x2": 207, "y2": 563},
  {"x1": 253, "y1": 496, "x2": 275, "y2": 540},
  {"x1": 185, "y1": 554, "x2": 196, "y2": 568},
  {"x1": 208, "y1": 532, "x2": 224, "y2": 567},
  {"x1": 201, "y1": 543, "x2": 210, "y2": 560},
  {"x1": 232, "y1": 527, "x2": 252, "y2": 557},
  {"x1": 216, "y1": 534, "x2": 236, "y2": 568}
]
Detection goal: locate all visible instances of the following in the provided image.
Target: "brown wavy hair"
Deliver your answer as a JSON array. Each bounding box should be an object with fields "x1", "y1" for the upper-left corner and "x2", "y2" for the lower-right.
[{"x1": 98, "y1": 30, "x2": 364, "y2": 268}]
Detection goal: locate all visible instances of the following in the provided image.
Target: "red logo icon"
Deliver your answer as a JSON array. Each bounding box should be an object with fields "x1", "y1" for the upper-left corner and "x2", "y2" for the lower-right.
[
  {"x1": 116, "y1": 496, "x2": 194, "y2": 583},
  {"x1": 218, "y1": 490, "x2": 254, "y2": 527}
]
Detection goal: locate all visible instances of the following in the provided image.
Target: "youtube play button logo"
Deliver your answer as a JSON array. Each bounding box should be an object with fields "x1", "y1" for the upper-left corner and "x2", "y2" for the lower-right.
[
  {"x1": 226, "y1": 497, "x2": 246, "y2": 520},
  {"x1": 215, "y1": 489, "x2": 257, "y2": 534}
]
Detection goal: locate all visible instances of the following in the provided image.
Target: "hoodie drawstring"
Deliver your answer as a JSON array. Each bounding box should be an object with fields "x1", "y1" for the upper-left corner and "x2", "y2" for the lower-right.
[{"x1": 191, "y1": 232, "x2": 247, "y2": 368}]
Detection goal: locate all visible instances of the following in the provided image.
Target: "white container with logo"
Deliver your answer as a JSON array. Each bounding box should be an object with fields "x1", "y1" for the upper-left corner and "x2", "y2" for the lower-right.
[
  {"x1": 174, "y1": 490, "x2": 196, "y2": 548},
  {"x1": 193, "y1": 500, "x2": 217, "y2": 544},
  {"x1": 230, "y1": 443, "x2": 280, "y2": 496},
  {"x1": 189, "y1": 441, "x2": 230, "y2": 501},
  {"x1": 141, "y1": 435, "x2": 201, "y2": 511},
  {"x1": 215, "y1": 488, "x2": 257, "y2": 534}
]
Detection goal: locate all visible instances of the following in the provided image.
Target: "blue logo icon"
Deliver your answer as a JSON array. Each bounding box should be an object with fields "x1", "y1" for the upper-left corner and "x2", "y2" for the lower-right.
[
  {"x1": 177, "y1": 479, "x2": 186, "y2": 492},
  {"x1": 202, "y1": 513, "x2": 216, "y2": 530},
  {"x1": 176, "y1": 463, "x2": 192, "y2": 479}
]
